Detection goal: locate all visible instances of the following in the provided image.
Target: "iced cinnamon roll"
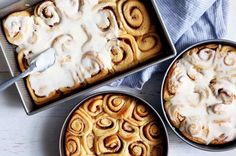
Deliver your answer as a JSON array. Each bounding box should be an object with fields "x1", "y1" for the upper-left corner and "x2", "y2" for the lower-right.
[
  {"x1": 34, "y1": 1, "x2": 61, "y2": 27},
  {"x1": 93, "y1": 1, "x2": 120, "y2": 39},
  {"x1": 80, "y1": 52, "x2": 109, "y2": 84},
  {"x1": 3, "y1": 11, "x2": 34, "y2": 45},
  {"x1": 106, "y1": 34, "x2": 138, "y2": 72},
  {"x1": 164, "y1": 43, "x2": 236, "y2": 145},
  {"x1": 117, "y1": 0, "x2": 151, "y2": 36},
  {"x1": 65, "y1": 93, "x2": 165, "y2": 155},
  {"x1": 54, "y1": 0, "x2": 84, "y2": 19}
]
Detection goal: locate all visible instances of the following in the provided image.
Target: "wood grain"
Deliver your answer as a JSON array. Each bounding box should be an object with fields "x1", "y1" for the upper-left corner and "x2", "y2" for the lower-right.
[{"x1": 0, "y1": 0, "x2": 236, "y2": 155}]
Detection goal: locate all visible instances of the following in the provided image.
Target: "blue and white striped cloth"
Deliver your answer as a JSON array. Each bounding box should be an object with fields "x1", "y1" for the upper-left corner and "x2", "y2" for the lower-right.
[{"x1": 110, "y1": 0, "x2": 229, "y2": 89}]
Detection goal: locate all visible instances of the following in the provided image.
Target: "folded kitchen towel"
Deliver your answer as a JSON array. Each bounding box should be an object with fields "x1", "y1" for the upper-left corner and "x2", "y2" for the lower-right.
[{"x1": 110, "y1": 0, "x2": 229, "y2": 89}]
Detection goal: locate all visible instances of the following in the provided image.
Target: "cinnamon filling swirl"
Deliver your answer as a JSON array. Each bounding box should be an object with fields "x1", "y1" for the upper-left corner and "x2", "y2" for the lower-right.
[{"x1": 65, "y1": 93, "x2": 165, "y2": 155}]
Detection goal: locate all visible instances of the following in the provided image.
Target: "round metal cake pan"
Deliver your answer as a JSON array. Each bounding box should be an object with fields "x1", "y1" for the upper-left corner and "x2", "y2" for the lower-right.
[
  {"x1": 59, "y1": 90, "x2": 169, "y2": 156},
  {"x1": 161, "y1": 39, "x2": 236, "y2": 152}
]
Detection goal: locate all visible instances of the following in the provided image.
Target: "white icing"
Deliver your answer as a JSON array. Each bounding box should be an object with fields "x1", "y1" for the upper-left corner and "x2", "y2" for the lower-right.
[
  {"x1": 5, "y1": 0, "x2": 118, "y2": 96},
  {"x1": 31, "y1": 48, "x2": 56, "y2": 72},
  {"x1": 167, "y1": 46, "x2": 236, "y2": 144},
  {"x1": 4, "y1": 15, "x2": 34, "y2": 45}
]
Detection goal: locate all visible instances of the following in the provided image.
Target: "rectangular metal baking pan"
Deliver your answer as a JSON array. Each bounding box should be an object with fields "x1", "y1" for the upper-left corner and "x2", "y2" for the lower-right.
[{"x1": 0, "y1": 0, "x2": 176, "y2": 115}]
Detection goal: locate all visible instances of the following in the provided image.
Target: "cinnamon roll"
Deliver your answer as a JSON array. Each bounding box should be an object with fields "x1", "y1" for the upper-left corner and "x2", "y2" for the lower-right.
[
  {"x1": 81, "y1": 132, "x2": 96, "y2": 154},
  {"x1": 3, "y1": 11, "x2": 34, "y2": 45},
  {"x1": 54, "y1": 0, "x2": 84, "y2": 19},
  {"x1": 136, "y1": 32, "x2": 162, "y2": 62},
  {"x1": 34, "y1": 1, "x2": 61, "y2": 27},
  {"x1": 81, "y1": 95, "x2": 104, "y2": 117},
  {"x1": 107, "y1": 34, "x2": 138, "y2": 72},
  {"x1": 93, "y1": 1, "x2": 120, "y2": 39},
  {"x1": 65, "y1": 133, "x2": 86, "y2": 156},
  {"x1": 126, "y1": 140, "x2": 149, "y2": 156},
  {"x1": 80, "y1": 52, "x2": 109, "y2": 84},
  {"x1": 140, "y1": 120, "x2": 162, "y2": 146},
  {"x1": 65, "y1": 93, "x2": 166, "y2": 155},
  {"x1": 96, "y1": 134, "x2": 126, "y2": 155},
  {"x1": 185, "y1": 47, "x2": 217, "y2": 69},
  {"x1": 102, "y1": 94, "x2": 134, "y2": 119},
  {"x1": 93, "y1": 113, "x2": 119, "y2": 136},
  {"x1": 119, "y1": 119, "x2": 140, "y2": 141},
  {"x1": 67, "y1": 109, "x2": 93, "y2": 136},
  {"x1": 117, "y1": 0, "x2": 151, "y2": 36},
  {"x1": 164, "y1": 43, "x2": 236, "y2": 145},
  {"x1": 126, "y1": 102, "x2": 154, "y2": 126}
]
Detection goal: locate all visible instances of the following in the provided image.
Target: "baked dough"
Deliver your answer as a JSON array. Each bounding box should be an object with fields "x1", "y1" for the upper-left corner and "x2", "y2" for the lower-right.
[
  {"x1": 65, "y1": 93, "x2": 164, "y2": 156},
  {"x1": 3, "y1": 0, "x2": 162, "y2": 105},
  {"x1": 164, "y1": 44, "x2": 236, "y2": 145}
]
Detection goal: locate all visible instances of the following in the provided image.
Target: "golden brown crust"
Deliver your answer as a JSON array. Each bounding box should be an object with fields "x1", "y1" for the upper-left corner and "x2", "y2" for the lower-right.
[
  {"x1": 3, "y1": 0, "x2": 163, "y2": 106},
  {"x1": 65, "y1": 93, "x2": 165, "y2": 155}
]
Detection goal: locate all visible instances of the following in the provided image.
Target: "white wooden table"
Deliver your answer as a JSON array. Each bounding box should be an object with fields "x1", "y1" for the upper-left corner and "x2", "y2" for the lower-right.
[{"x1": 0, "y1": 0, "x2": 236, "y2": 155}]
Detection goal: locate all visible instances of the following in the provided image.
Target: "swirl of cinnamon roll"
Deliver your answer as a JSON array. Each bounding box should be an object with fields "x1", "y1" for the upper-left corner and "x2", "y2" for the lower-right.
[
  {"x1": 93, "y1": 113, "x2": 119, "y2": 136},
  {"x1": 80, "y1": 52, "x2": 109, "y2": 84},
  {"x1": 223, "y1": 52, "x2": 236, "y2": 66},
  {"x1": 17, "y1": 49, "x2": 34, "y2": 72},
  {"x1": 165, "y1": 64, "x2": 188, "y2": 97},
  {"x1": 127, "y1": 141, "x2": 149, "y2": 156},
  {"x1": 55, "y1": 0, "x2": 84, "y2": 19},
  {"x1": 103, "y1": 94, "x2": 133, "y2": 119},
  {"x1": 181, "y1": 118, "x2": 209, "y2": 138},
  {"x1": 53, "y1": 34, "x2": 74, "y2": 56},
  {"x1": 186, "y1": 48, "x2": 216, "y2": 69},
  {"x1": 118, "y1": 119, "x2": 139, "y2": 141},
  {"x1": 127, "y1": 102, "x2": 154, "y2": 126},
  {"x1": 209, "y1": 78, "x2": 234, "y2": 104},
  {"x1": 82, "y1": 95, "x2": 104, "y2": 117},
  {"x1": 140, "y1": 120, "x2": 162, "y2": 145},
  {"x1": 191, "y1": 86, "x2": 210, "y2": 107},
  {"x1": 65, "y1": 133, "x2": 85, "y2": 156},
  {"x1": 81, "y1": 132, "x2": 96, "y2": 154},
  {"x1": 96, "y1": 134, "x2": 125, "y2": 155},
  {"x1": 106, "y1": 34, "x2": 138, "y2": 72},
  {"x1": 93, "y1": 2, "x2": 119, "y2": 39},
  {"x1": 136, "y1": 32, "x2": 162, "y2": 62},
  {"x1": 117, "y1": 0, "x2": 151, "y2": 36},
  {"x1": 67, "y1": 109, "x2": 93, "y2": 136},
  {"x1": 207, "y1": 103, "x2": 226, "y2": 115},
  {"x1": 165, "y1": 102, "x2": 185, "y2": 128},
  {"x1": 3, "y1": 11, "x2": 34, "y2": 45},
  {"x1": 34, "y1": 1, "x2": 61, "y2": 27}
]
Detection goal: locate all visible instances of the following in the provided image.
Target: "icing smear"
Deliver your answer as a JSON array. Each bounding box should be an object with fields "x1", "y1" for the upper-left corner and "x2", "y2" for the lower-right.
[{"x1": 4, "y1": 0, "x2": 119, "y2": 96}]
